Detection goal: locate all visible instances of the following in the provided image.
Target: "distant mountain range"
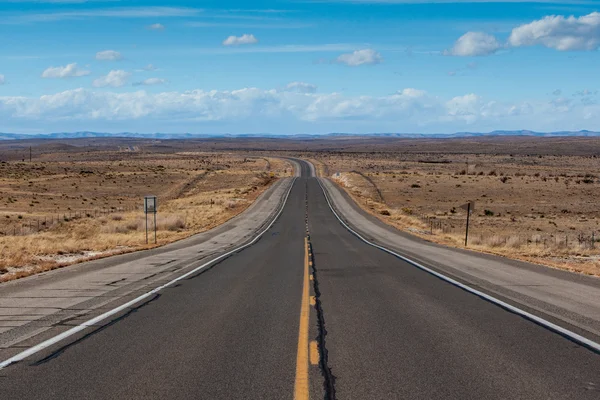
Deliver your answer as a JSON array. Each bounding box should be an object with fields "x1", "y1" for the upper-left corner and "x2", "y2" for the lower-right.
[{"x1": 1, "y1": 130, "x2": 600, "y2": 141}]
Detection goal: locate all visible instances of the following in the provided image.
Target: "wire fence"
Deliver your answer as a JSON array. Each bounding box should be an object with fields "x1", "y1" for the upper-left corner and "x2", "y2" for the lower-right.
[
  {"x1": 1, "y1": 205, "x2": 142, "y2": 237},
  {"x1": 416, "y1": 213, "x2": 599, "y2": 250}
]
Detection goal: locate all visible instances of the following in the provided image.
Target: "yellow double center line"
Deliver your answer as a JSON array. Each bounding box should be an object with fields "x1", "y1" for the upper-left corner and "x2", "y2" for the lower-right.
[{"x1": 294, "y1": 237, "x2": 311, "y2": 400}]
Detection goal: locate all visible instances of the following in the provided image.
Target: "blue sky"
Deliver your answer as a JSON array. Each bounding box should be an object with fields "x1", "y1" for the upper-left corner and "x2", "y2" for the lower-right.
[{"x1": 0, "y1": 0, "x2": 599, "y2": 134}]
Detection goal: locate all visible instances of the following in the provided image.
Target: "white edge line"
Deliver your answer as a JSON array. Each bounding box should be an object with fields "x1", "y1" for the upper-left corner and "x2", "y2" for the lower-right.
[
  {"x1": 0, "y1": 177, "x2": 298, "y2": 370},
  {"x1": 316, "y1": 177, "x2": 600, "y2": 353}
]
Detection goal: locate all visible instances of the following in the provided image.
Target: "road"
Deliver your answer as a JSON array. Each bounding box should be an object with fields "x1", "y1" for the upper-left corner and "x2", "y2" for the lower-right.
[{"x1": 2, "y1": 160, "x2": 600, "y2": 399}]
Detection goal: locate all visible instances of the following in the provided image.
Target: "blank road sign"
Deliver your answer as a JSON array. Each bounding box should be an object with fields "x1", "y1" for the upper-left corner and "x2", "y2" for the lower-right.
[
  {"x1": 460, "y1": 201, "x2": 475, "y2": 213},
  {"x1": 144, "y1": 196, "x2": 157, "y2": 214}
]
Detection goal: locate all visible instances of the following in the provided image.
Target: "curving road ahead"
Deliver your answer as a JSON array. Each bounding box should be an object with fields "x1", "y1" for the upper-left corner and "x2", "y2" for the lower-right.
[{"x1": 2, "y1": 160, "x2": 600, "y2": 399}]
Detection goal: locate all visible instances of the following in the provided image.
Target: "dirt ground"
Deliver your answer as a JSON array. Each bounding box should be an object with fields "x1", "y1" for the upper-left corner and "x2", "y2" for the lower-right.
[
  {"x1": 0, "y1": 142, "x2": 292, "y2": 281},
  {"x1": 309, "y1": 150, "x2": 600, "y2": 276}
]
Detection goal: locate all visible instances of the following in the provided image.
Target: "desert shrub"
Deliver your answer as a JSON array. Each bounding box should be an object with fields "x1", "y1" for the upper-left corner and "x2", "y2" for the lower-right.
[
  {"x1": 379, "y1": 209, "x2": 391, "y2": 216},
  {"x1": 484, "y1": 209, "x2": 494, "y2": 216},
  {"x1": 488, "y1": 170, "x2": 497, "y2": 176},
  {"x1": 486, "y1": 235, "x2": 505, "y2": 247},
  {"x1": 506, "y1": 236, "x2": 521, "y2": 248},
  {"x1": 411, "y1": 184, "x2": 421, "y2": 188},
  {"x1": 157, "y1": 216, "x2": 186, "y2": 231},
  {"x1": 583, "y1": 178, "x2": 594, "y2": 184},
  {"x1": 469, "y1": 235, "x2": 483, "y2": 245},
  {"x1": 112, "y1": 214, "x2": 123, "y2": 221},
  {"x1": 125, "y1": 220, "x2": 141, "y2": 231},
  {"x1": 401, "y1": 207, "x2": 413, "y2": 215},
  {"x1": 500, "y1": 177, "x2": 510, "y2": 183}
]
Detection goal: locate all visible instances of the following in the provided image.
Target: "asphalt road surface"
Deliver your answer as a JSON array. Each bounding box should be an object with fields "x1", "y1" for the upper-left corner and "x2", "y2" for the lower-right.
[{"x1": 2, "y1": 160, "x2": 600, "y2": 399}]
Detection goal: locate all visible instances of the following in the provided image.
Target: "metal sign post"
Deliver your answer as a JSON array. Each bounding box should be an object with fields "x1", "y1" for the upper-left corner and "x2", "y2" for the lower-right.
[
  {"x1": 460, "y1": 201, "x2": 475, "y2": 247},
  {"x1": 144, "y1": 196, "x2": 158, "y2": 244}
]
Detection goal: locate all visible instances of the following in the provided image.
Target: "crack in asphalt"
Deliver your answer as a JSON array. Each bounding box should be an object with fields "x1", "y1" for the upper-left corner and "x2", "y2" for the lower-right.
[
  {"x1": 306, "y1": 179, "x2": 337, "y2": 400},
  {"x1": 309, "y1": 238, "x2": 337, "y2": 400}
]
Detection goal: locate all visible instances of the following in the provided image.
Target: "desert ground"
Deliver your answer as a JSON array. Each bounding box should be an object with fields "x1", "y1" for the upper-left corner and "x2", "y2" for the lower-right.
[
  {"x1": 0, "y1": 140, "x2": 292, "y2": 281},
  {"x1": 1, "y1": 135, "x2": 600, "y2": 279}
]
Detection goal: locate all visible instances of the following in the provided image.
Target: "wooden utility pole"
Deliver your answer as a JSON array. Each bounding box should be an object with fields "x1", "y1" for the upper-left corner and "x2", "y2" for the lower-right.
[
  {"x1": 460, "y1": 201, "x2": 475, "y2": 247},
  {"x1": 465, "y1": 202, "x2": 471, "y2": 246}
]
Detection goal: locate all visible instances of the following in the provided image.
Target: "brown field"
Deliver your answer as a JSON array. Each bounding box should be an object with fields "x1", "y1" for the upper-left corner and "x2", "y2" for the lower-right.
[{"x1": 0, "y1": 140, "x2": 292, "y2": 281}]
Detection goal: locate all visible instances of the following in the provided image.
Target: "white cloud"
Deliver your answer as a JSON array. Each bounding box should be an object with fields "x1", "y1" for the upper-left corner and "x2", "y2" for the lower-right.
[
  {"x1": 399, "y1": 88, "x2": 426, "y2": 97},
  {"x1": 574, "y1": 89, "x2": 598, "y2": 96},
  {"x1": 509, "y1": 12, "x2": 600, "y2": 51},
  {"x1": 41, "y1": 63, "x2": 90, "y2": 78},
  {"x1": 336, "y1": 49, "x2": 382, "y2": 66},
  {"x1": 283, "y1": 82, "x2": 317, "y2": 94},
  {"x1": 95, "y1": 50, "x2": 123, "y2": 61},
  {"x1": 1, "y1": 86, "x2": 599, "y2": 133},
  {"x1": 139, "y1": 64, "x2": 158, "y2": 71},
  {"x1": 92, "y1": 70, "x2": 131, "y2": 87},
  {"x1": 222, "y1": 34, "x2": 258, "y2": 46},
  {"x1": 0, "y1": 74, "x2": 4, "y2": 85},
  {"x1": 148, "y1": 23, "x2": 165, "y2": 30},
  {"x1": 445, "y1": 32, "x2": 502, "y2": 56},
  {"x1": 446, "y1": 93, "x2": 482, "y2": 123},
  {"x1": 133, "y1": 78, "x2": 167, "y2": 86}
]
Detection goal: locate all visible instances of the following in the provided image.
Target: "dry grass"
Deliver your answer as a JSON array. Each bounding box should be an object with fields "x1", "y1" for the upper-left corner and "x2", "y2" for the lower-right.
[
  {"x1": 0, "y1": 150, "x2": 291, "y2": 281},
  {"x1": 317, "y1": 153, "x2": 600, "y2": 277}
]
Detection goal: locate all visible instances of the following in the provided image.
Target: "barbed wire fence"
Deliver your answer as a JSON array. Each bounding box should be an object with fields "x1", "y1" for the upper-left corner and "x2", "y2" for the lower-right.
[
  {"x1": 1, "y1": 205, "x2": 143, "y2": 237},
  {"x1": 415, "y1": 213, "x2": 598, "y2": 250}
]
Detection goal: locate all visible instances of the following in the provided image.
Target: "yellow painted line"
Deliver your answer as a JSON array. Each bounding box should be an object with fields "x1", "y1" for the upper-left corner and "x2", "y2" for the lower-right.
[
  {"x1": 310, "y1": 341, "x2": 320, "y2": 365},
  {"x1": 294, "y1": 237, "x2": 310, "y2": 400},
  {"x1": 310, "y1": 296, "x2": 316, "y2": 306}
]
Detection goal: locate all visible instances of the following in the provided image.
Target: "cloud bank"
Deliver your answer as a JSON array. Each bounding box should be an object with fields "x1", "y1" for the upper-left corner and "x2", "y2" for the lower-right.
[{"x1": 1, "y1": 85, "x2": 598, "y2": 133}]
